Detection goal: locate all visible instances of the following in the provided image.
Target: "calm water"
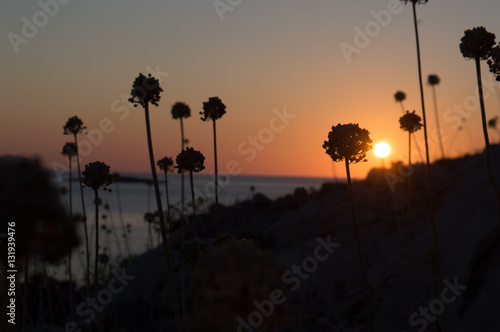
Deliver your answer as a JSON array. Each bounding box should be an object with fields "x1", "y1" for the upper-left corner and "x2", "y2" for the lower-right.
[{"x1": 54, "y1": 173, "x2": 331, "y2": 282}]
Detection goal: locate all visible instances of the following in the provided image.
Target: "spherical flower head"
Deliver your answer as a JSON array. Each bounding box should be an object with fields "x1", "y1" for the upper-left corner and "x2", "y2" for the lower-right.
[
  {"x1": 128, "y1": 73, "x2": 163, "y2": 107},
  {"x1": 394, "y1": 91, "x2": 406, "y2": 103},
  {"x1": 427, "y1": 74, "x2": 440, "y2": 86},
  {"x1": 487, "y1": 45, "x2": 500, "y2": 81},
  {"x1": 323, "y1": 123, "x2": 373, "y2": 164},
  {"x1": 399, "y1": 110, "x2": 423, "y2": 133},
  {"x1": 200, "y1": 96, "x2": 226, "y2": 121},
  {"x1": 0, "y1": 156, "x2": 78, "y2": 262},
  {"x1": 63, "y1": 116, "x2": 86, "y2": 136},
  {"x1": 157, "y1": 156, "x2": 174, "y2": 173},
  {"x1": 175, "y1": 147, "x2": 205, "y2": 173},
  {"x1": 171, "y1": 102, "x2": 191, "y2": 119},
  {"x1": 460, "y1": 26, "x2": 496, "y2": 60},
  {"x1": 61, "y1": 142, "x2": 78, "y2": 158},
  {"x1": 82, "y1": 161, "x2": 113, "y2": 191}
]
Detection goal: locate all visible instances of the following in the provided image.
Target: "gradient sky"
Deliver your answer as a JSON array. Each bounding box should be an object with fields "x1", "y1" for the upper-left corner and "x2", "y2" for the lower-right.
[{"x1": 2, "y1": 0, "x2": 500, "y2": 179}]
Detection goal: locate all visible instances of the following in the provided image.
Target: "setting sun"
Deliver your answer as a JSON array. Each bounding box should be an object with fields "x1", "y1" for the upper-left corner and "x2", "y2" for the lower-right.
[{"x1": 374, "y1": 142, "x2": 391, "y2": 158}]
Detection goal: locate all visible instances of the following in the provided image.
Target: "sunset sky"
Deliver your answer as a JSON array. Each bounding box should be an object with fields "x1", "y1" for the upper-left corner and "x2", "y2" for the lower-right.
[{"x1": 2, "y1": 0, "x2": 500, "y2": 179}]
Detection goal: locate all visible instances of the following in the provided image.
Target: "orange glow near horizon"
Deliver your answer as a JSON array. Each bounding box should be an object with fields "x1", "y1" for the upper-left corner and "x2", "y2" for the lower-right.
[{"x1": 1, "y1": 1, "x2": 500, "y2": 180}]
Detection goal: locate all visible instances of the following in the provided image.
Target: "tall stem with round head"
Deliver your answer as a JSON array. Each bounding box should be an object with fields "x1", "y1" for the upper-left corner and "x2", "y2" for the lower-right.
[
  {"x1": 201, "y1": 97, "x2": 226, "y2": 236},
  {"x1": 62, "y1": 142, "x2": 78, "y2": 320},
  {"x1": 64, "y1": 116, "x2": 90, "y2": 297},
  {"x1": 129, "y1": 73, "x2": 183, "y2": 332},
  {"x1": 460, "y1": 26, "x2": 500, "y2": 224},
  {"x1": 428, "y1": 74, "x2": 445, "y2": 160},
  {"x1": 400, "y1": 110, "x2": 423, "y2": 328},
  {"x1": 176, "y1": 147, "x2": 205, "y2": 238},
  {"x1": 82, "y1": 161, "x2": 112, "y2": 332},
  {"x1": 323, "y1": 123, "x2": 373, "y2": 331}
]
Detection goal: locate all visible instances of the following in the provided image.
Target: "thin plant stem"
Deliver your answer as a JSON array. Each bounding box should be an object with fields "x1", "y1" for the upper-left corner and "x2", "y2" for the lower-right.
[
  {"x1": 213, "y1": 119, "x2": 220, "y2": 236},
  {"x1": 190, "y1": 171, "x2": 198, "y2": 237},
  {"x1": 431, "y1": 85, "x2": 445, "y2": 160},
  {"x1": 115, "y1": 180, "x2": 131, "y2": 257},
  {"x1": 74, "y1": 134, "x2": 90, "y2": 297},
  {"x1": 475, "y1": 57, "x2": 500, "y2": 225},
  {"x1": 407, "y1": 132, "x2": 417, "y2": 332},
  {"x1": 68, "y1": 157, "x2": 74, "y2": 321},
  {"x1": 411, "y1": 3, "x2": 446, "y2": 330},
  {"x1": 94, "y1": 190, "x2": 104, "y2": 332},
  {"x1": 143, "y1": 103, "x2": 184, "y2": 332},
  {"x1": 179, "y1": 117, "x2": 187, "y2": 326},
  {"x1": 180, "y1": 117, "x2": 185, "y2": 213},
  {"x1": 344, "y1": 159, "x2": 373, "y2": 332},
  {"x1": 400, "y1": 101, "x2": 424, "y2": 163}
]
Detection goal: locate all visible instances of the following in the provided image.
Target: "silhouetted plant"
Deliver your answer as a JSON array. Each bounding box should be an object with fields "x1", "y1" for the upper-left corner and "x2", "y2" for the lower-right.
[
  {"x1": 172, "y1": 102, "x2": 191, "y2": 215},
  {"x1": 460, "y1": 27, "x2": 500, "y2": 225},
  {"x1": 63, "y1": 116, "x2": 91, "y2": 295},
  {"x1": 401, "y1": 1, "x2": 446, "y2": 328},
  {"x1": 394, "y1": 90, "x2": 407, "y2": 113},
  {"x1": 82, "y1": 161, "x2": 112, "y2": 332},
  {"x1": 176, "y1": 147, "x2": 205, "y2": 237},
  {"x1": 200, "y1": 96, "x2": 227, "y2": 236},
  {"x1": 427, "y1": 74, "x2": 445, "y2": 160},
  {"x1": 399, "y1": 111, "x2": 423, "y2": 325},
  {"x1": 61, "y1": 142, "x2": 78, "y2": 320},
  {"x1": 128, "y1": 73, "x2": 183, "y2": 331},
  {"x1": 323, "y1": 123, "x2": 373, "y2": 332},
  {"x1": 157, "y1": 156, "x2": 174, "y2": 231},
  {"x1": 394, "y1": 91, "x2": 424, "y2": 162}
]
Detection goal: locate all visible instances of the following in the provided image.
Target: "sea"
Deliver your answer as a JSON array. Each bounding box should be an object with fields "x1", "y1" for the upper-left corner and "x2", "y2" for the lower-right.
[{"x1": 53, "y1": 173, "x2": 332, "y2": 282}]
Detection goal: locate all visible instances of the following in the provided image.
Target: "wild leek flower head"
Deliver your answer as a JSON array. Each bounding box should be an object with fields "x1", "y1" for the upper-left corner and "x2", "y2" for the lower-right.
[
  {"x1": 63, "y1": 116, "x2": 86, "y2": 136},
  {"x1": 400, "y1": 111, "x2": 423, "y2": 133},
  {"x1": 460, "y1": 26, "x2": 496, "y2": 60},
  {"x1": 323, "y1": 123, "x2": 373, "y2": 164},
  {"x1": 61, "y1": 142, "x2": 78, "y2": 158},
  {"x1": 488, "y1": 116, "x2": 498, "y2": 129},
  {"x1": 0, "y1": 156, "x2": 78, "y2": 262},
  {"x1": 394, "y1": 91, "x2": 406, "y2": 103},
  {"x1": 128, "y1": 73, "x2": 163, "y2": 107},
  {"x1": 157, "y1": 156, "x2": 174, "y2": 173},
  {"x1": 175, "y1": 147, "x2": 205, "y2": 173},
  {"x1": 200, "y1": 96, "x2": 226, "y2": 121},
  {"x1": 190, "y1": 241, "x2": 291, "y2": 331},
  {"x1": 487, "y1": 45, "x2": 500, "y2": 81},
  {"x1": 171, "y1": 102, "x2": 191, "y2": 119},
  {"x1": 82, "y1": 161, "x2": 112, "y2": 191},
  {"x1": 427, "y1": 74, "x2": 440, "y2": 86}
]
